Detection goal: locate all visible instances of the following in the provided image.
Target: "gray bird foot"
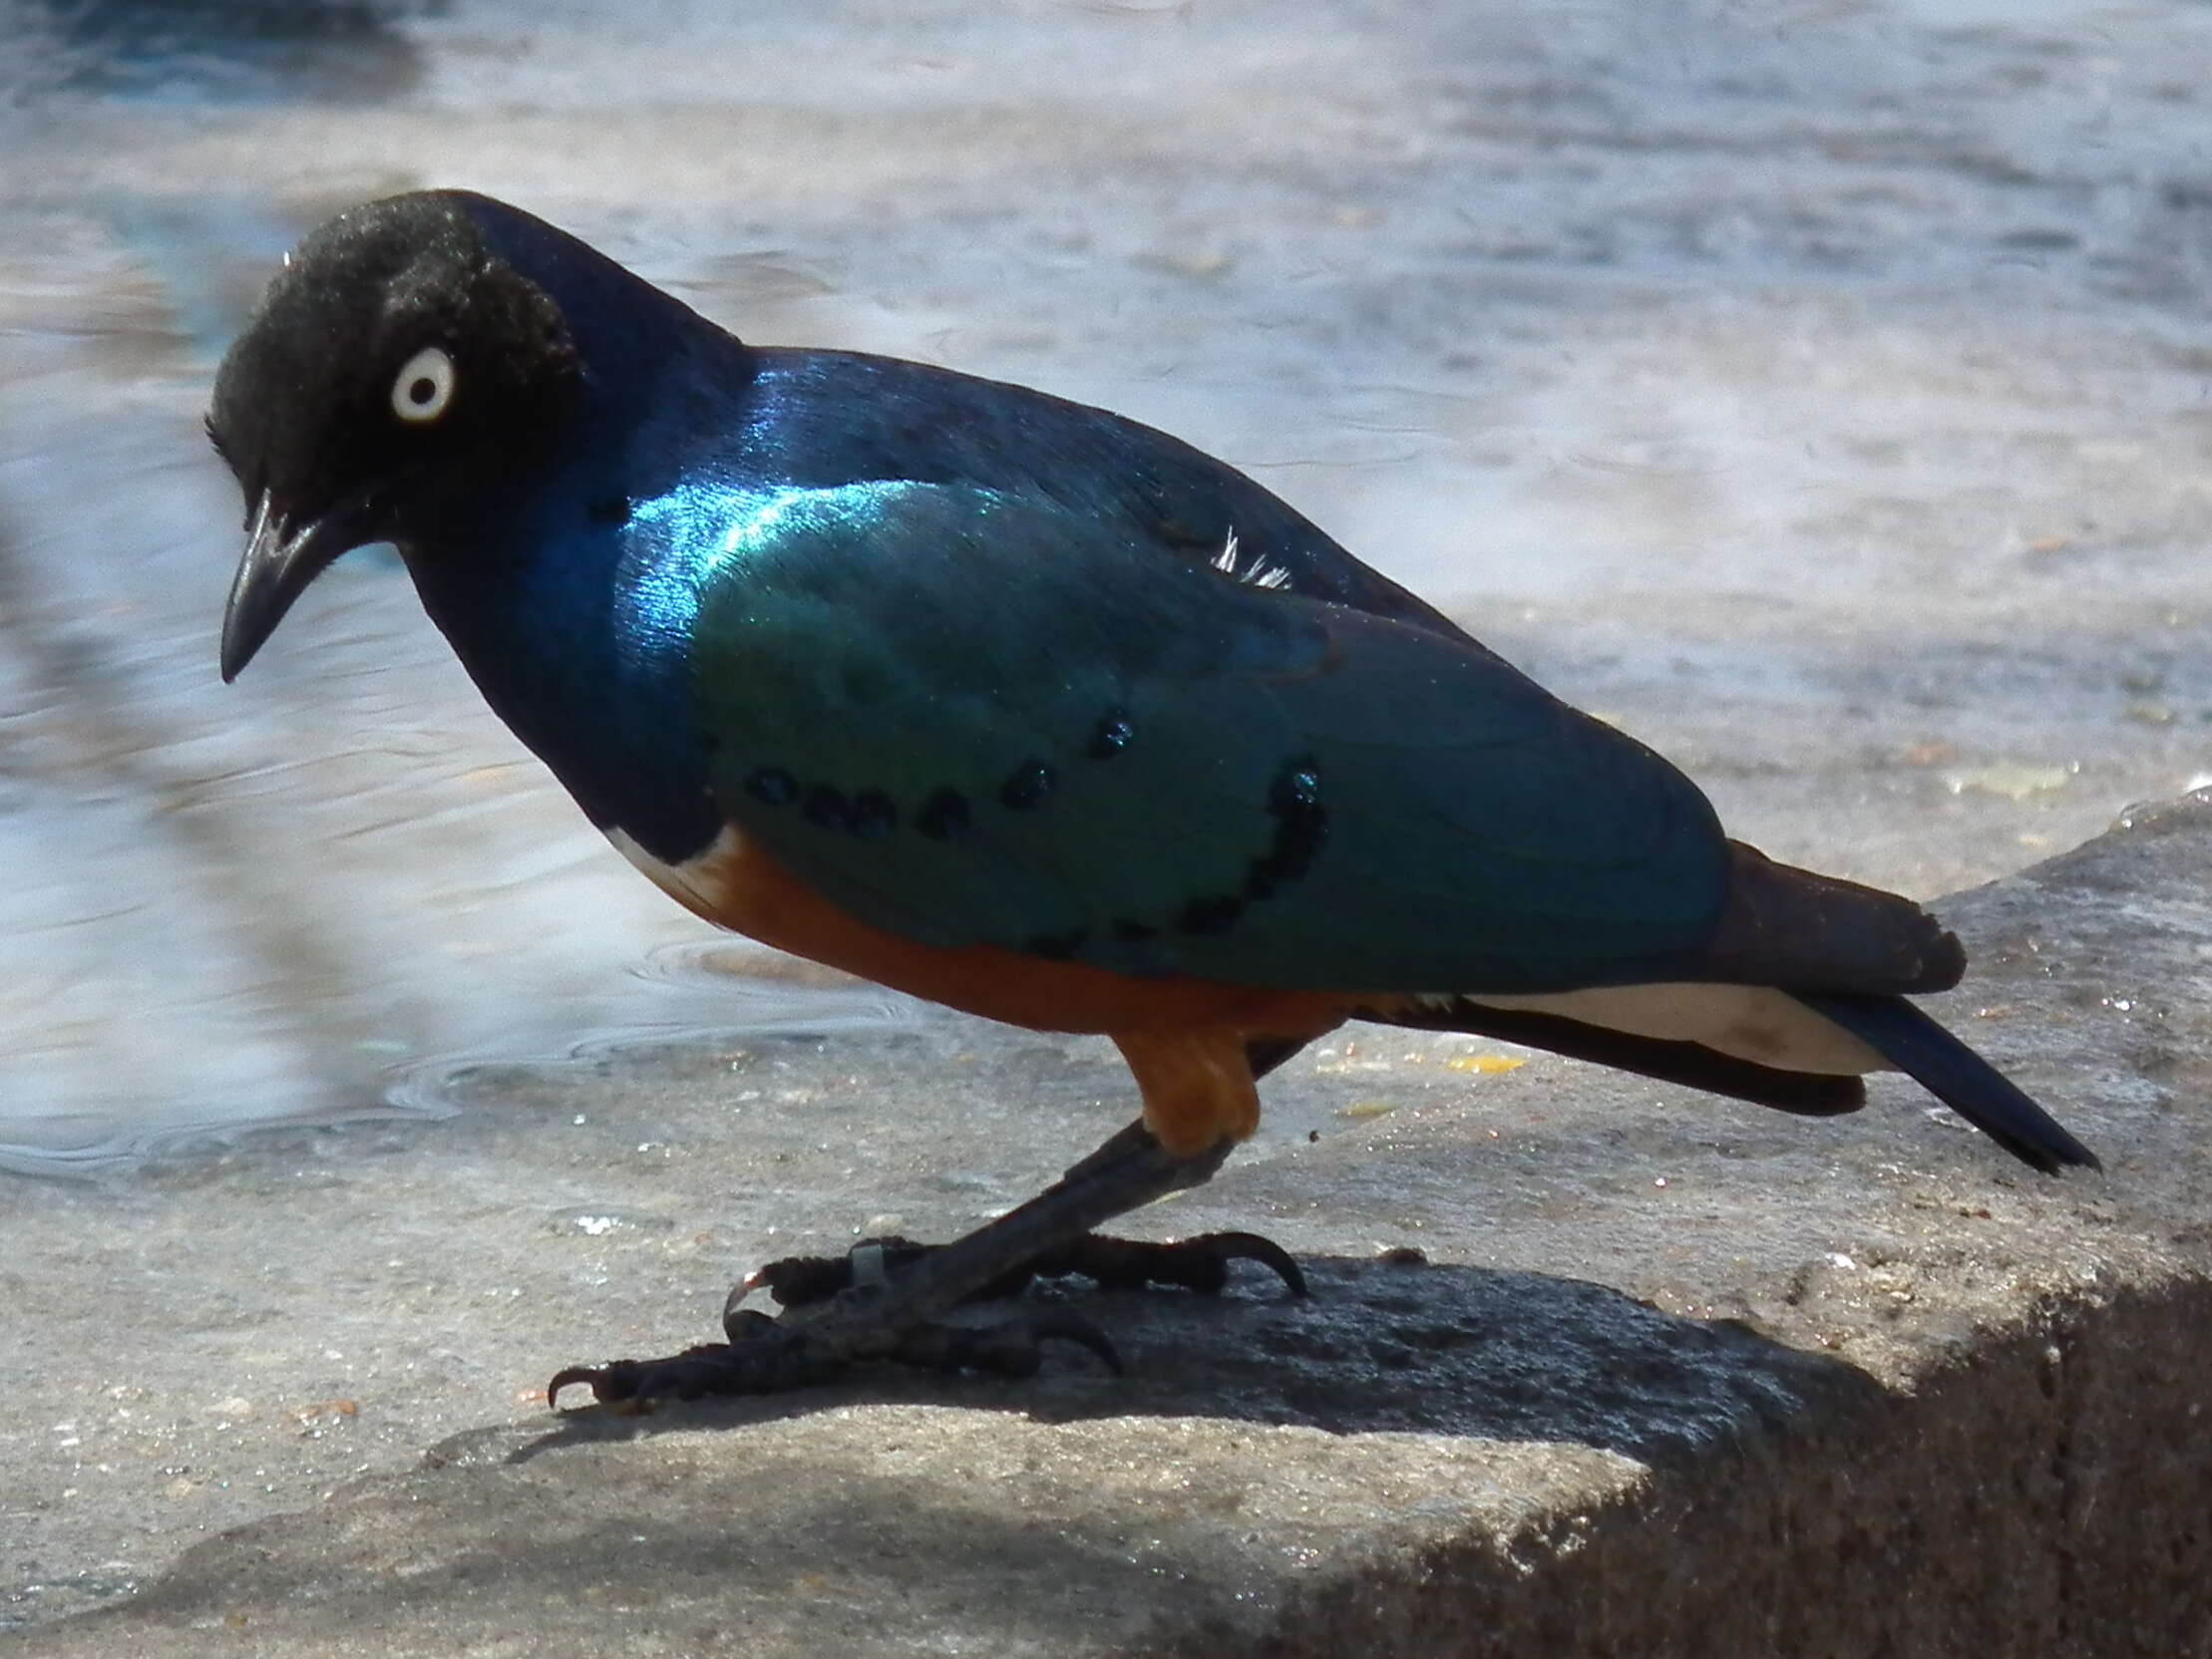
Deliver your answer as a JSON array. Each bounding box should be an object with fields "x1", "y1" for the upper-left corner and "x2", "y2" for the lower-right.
[
  {"x1": 741, "y1": 1229, "x2": 1308, "y2": 1309},
  {"x1": 546, "y1": 1302, "x2": 1120, "y2": 1408}
]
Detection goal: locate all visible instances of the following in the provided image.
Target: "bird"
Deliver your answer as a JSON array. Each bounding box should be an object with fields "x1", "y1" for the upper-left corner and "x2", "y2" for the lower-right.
[{"x1": 207, "y1": 189, "x2": 2098, "y2": 1407}]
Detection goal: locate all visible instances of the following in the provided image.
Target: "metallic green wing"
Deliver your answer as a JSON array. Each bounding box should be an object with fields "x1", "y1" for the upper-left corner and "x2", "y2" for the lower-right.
[{"x1": 678, "y1": 479, "x2": 1729, "y2": 994}]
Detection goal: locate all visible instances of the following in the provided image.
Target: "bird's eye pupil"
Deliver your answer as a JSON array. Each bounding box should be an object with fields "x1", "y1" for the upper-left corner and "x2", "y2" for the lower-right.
[{"x1": 390, "y1": 346, "x2": 456, "y2": 423}]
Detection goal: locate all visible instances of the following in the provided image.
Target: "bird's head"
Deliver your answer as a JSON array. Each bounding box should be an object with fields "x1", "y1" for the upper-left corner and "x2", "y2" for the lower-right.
[{"x1": 208, "y1": 190, "x2": 589, "y2": 681}]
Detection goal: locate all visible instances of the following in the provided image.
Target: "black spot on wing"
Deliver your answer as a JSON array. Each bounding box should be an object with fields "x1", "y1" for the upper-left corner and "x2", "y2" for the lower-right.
[
  {"x1": 746, "y1": 767, "x2": 798, "y2": 806},
  {"x1": 744, "y1": 769, "x2": 897, "y2": 838},
  {"x1": 998, "y1": 760, "x2": 1057, "y2": 811},
  {"x1": 850, "y1": 790, "x2": 898, "y2": 838},
  {"x1": 1272, "y1": 762, "x2": 1322, "y2": 818},
  {"x1": 916, "y1": 787, "x2": 971, "y2": 840},
  {"x1": 1246, "y1": 760, "x2": 1327, "y2": 900},
  {"x1": 1149, "y1": 756, "x2": 1328, "y2": 939},
  {"x1": 739, "y1": 748, "x2": 1325, "y2": 959},
  {"x1": 1088, "y1": 709, "x2": 1135, "y2": 759}
]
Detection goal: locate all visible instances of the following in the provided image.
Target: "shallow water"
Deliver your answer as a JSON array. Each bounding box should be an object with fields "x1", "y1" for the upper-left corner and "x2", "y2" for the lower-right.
[{"x1": 1, "y1": 0, "x2": 2208, "y2": 1173}]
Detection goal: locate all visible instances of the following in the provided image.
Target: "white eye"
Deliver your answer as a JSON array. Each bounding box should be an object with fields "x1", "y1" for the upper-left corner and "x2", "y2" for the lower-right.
[{"x1": 390, "y1": 346, "x2": 456, "y2": 423}]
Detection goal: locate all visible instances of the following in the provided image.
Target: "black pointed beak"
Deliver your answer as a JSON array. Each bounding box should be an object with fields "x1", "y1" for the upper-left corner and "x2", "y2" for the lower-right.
[{"x1": 218, "y1": 494, "x2": 366, "y2": 682}]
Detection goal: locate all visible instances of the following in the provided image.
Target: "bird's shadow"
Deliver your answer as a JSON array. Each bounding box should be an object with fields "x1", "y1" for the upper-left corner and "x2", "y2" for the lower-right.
[{"x1": 490, "y1": 1253, "x2": 1876, "y2": 1471}]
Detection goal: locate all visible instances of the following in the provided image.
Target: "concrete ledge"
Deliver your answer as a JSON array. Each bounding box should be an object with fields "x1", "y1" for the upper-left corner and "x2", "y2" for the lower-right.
[{"x1": 11, "y1": 794, "x2": 2212, "y2": 1654}]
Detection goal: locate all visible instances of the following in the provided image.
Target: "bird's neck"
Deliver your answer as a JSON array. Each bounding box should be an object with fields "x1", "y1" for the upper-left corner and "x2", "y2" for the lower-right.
[{"x1": 400, "y1": 484, "x2": 723, "y2": 864}]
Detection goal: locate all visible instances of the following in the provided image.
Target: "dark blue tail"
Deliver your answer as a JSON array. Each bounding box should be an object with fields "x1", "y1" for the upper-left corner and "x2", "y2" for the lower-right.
[{"x1": 1793, "y1": 992, "x2": 2098, "y2": 1174}]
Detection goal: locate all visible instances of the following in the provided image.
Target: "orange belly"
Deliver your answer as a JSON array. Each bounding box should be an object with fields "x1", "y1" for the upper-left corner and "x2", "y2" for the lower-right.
[
  {"x1": 610, "y1": 824, "x2": 1350, "y2": 1156},
  {"x1": 617, "y1": 823, "x2": 1352, "y2": 1039}
]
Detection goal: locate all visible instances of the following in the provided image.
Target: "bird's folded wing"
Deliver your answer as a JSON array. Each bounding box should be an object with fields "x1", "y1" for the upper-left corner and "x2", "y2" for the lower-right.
[{"x1": 676, "y1": 479, "x2": 1732, "y2": 994}]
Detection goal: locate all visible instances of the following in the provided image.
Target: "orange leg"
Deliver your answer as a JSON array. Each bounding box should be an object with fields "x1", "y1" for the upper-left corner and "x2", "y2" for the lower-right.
[{"x1": 1112, "y1": 1028, "x2": 1266, "y2": 1159}]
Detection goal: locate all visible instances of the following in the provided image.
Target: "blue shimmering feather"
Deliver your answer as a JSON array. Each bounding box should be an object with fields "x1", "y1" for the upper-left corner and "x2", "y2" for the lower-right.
[{"x1": 406, "y1": 195, "x2": 1730, "y2": 986}]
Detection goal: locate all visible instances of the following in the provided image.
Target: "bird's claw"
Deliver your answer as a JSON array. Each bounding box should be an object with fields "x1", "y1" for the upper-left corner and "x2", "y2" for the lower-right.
[
  {"x1": 1057, "y1": 1229, "x2": 1309, "y2": 1298},
  {"x1": 546, "y1": 1306, "x2": 1120, "y2": 1409},
  {"x1": 746, "y1": 1228, "x2": 1307, "y2": 1311},
  {"x1": 548, "y1": 1342, "x2": 753, "y2": 1410}
]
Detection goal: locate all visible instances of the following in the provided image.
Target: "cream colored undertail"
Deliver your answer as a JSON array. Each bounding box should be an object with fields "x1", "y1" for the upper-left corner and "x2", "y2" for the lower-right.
[{"x1": 1461, "y1": 984, "x2": 1887, "y2": 1075}]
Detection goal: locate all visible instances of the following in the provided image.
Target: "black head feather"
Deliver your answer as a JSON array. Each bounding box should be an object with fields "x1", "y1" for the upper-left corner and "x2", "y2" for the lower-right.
[{"x1": 207, "y1": 190, "x2": 582, "y2": 544}]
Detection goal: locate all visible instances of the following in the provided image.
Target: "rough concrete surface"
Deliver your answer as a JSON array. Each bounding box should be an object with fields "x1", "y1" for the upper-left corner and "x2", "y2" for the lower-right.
[{"x1": 8, "y1": 793, "x2": 2211, "y2": 1655}]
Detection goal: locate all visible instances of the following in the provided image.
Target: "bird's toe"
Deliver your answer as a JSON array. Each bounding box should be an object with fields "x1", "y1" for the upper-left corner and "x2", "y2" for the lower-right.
[
  {"x1": 1042, "y1": 1229, "x2": 1309, "y2": 1297},
  {"x1": 735, "y1": 1227, "x2": 1307, "y2": 1317},
  {"x1": 545, "y1": 1303, "x2": 1121, "y2": 1410}
]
